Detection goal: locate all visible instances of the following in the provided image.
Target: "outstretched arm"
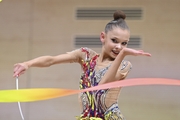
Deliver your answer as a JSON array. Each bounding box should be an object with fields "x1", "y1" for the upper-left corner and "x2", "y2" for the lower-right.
[
  {"x1": 13, "y1": 51, "x2": 81, "y2": 77},
  {"x1": 100, "y1": 48, "x2": 151, "y2": 84}
]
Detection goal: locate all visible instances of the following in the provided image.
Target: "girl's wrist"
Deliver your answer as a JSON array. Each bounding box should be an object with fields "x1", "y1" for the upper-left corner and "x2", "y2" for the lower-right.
[
  {"x1": 23, "y1": 62, "x2": 30, "y2": 70},
  {"x1": 119, "y1": 49, "x2": 126, "y2": 57}
]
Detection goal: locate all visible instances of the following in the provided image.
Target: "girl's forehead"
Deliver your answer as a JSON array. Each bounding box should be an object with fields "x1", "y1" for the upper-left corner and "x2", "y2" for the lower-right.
[{"x1": 107, "y1": 27, "x2": 130, "y2": 38}]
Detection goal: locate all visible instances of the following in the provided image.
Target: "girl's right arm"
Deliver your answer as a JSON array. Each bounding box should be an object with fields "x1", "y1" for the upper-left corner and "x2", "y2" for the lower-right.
[{"x1": 13, "y1": 50, "x2": 82, "y2": 77}]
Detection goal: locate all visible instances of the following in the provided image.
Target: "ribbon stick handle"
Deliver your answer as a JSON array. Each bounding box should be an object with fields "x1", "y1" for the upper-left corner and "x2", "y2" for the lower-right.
[{"x1": 16, "y1": 76, "x2": 25, "y2": 120}]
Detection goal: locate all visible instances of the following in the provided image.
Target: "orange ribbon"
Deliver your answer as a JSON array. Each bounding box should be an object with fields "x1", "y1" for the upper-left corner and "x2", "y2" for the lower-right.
[{"x1": 0, "y1": 78, "x2": 179, "y2": 102}]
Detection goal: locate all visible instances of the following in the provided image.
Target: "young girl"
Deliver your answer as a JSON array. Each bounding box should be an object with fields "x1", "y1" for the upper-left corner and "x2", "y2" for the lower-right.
[{"x1": 13, "y1": 10, "x2": 151, "y2": 120}]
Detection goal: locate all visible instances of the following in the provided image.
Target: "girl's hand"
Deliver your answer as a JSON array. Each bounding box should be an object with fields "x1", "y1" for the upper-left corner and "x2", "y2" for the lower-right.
[
  {"x1": 122, "y1": 48, "x2": 151, "y2": 57},
  {"x1": 13, "y1": 63, "x2": 28, "y2": 77}
]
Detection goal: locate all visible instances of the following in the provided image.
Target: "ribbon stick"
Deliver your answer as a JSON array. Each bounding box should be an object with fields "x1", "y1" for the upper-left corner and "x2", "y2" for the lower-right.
[
  {"x1": 0, "y1": 78, "x2": 179, "y2": 103},
  {"x1": 16, "y1": 77, "x2": 25, "y2": 120}
]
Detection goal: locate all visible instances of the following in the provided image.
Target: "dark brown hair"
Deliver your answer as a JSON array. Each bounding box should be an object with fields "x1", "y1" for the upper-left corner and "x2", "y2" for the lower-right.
[{"x1": 105, "y1": 10, "x2": 129, "y2": 33}]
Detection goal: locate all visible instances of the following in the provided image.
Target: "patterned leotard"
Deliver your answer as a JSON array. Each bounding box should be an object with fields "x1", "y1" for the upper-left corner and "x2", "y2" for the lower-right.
[{"x1": 69, "y1": 48, "x2": 132, "y2": 120}]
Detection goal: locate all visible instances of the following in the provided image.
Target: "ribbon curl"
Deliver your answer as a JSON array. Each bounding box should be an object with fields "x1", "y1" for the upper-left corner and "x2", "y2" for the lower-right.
[{"x1": 0, "y1": 78, "x2": 180, "y2": 103}]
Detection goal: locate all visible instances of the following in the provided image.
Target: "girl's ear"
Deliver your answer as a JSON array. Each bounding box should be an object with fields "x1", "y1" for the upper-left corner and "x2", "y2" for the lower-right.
[{"x1": 100, "y1": 32, "x2": 106, "y2": 44}]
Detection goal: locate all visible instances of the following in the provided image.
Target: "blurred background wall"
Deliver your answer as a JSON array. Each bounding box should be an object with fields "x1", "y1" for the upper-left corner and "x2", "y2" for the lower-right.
[{"x1": 0, "y1": 0, "x2": 180, "y2": 120}]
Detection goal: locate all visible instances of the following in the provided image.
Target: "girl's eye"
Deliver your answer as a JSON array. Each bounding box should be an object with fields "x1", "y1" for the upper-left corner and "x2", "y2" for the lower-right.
[
  {"x1": 122, "y1": 42, "x2": 128, "y2": 45},
  {"x1": 111, "y1": 39, "x2": 118, "y2": 43}
]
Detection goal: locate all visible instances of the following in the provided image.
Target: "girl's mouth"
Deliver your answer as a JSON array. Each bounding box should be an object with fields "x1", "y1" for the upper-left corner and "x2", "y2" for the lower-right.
[{"x1": 112, "y1": 50, "x2": 119, "y2": 55}]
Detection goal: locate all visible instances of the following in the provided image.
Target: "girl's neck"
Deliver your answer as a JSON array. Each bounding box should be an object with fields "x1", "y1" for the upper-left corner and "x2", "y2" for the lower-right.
[{"x1": 97, "y1": 54, "x2": 114, "y2": 63}]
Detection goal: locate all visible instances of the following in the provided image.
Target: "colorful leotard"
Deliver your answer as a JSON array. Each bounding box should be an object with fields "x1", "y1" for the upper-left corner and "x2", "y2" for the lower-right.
[{"x1": 68, "y1": 47, "x2": 132, "y2": 120}]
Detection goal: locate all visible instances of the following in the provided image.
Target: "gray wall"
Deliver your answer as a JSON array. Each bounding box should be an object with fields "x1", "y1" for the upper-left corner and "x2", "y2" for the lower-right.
[{"x1": 0, "y1": 0, "x2": 180, "y2": 120}]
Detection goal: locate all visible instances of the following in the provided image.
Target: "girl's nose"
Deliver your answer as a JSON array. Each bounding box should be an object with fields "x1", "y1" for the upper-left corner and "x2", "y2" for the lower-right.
[{"x1": 115, "y1": 44, "x2": 122, "y2": 49}]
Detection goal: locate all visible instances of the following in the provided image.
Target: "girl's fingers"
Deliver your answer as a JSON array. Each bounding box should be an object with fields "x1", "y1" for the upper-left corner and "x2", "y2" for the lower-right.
[
  {"x1": 139, "y1": 52, "x2": 151, "y2": 56},
  {"x1": 18, "y1": 71, "x2": 25, "y2": 76},
  {"x1": 145, "y1": 53, "x2": 151, "y2": 56},
  {"x1": 124, "y1": 48, "x2": 151, "y2": 57},
  {"x1": 13, "y1": 64, "x2": 20, "y2": 73},
  {"x1": 13, "y1": 63, "x2": 26, "y2": 77}
]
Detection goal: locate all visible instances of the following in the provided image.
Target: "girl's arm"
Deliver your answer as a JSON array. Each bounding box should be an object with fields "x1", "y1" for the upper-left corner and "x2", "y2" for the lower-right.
[
  {"x1": 13, "y1": 50, "x2": 82, "y2": 77},
  {"x1": 99, "y1": 48, "x2": 151, "y2": 84}
]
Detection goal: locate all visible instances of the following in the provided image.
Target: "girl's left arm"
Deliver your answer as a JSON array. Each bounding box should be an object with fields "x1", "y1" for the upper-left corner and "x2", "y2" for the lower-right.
[{"x1": 99, "y1": 48, "x2": 151, "y2": 84}]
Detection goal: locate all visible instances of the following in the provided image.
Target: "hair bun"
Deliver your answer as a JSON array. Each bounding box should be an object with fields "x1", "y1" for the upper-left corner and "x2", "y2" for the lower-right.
[{"x1": 113, "y1": 10, "x2": 126, "y2": 20}]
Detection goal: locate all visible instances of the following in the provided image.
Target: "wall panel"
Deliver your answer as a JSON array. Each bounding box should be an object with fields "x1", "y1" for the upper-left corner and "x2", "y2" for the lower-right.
[{"x1": 0, "y1": 0, "x2": 179, "y2": 120}]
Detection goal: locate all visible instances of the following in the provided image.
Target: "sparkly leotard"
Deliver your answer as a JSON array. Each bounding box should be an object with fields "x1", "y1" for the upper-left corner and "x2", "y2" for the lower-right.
[{"x1": 68, "y1": 47, "x2": 132, "y2": 120}]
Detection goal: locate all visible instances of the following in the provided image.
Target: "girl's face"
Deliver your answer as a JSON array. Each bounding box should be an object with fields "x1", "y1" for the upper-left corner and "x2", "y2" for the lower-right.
[{"x1": 100, "y1": 27, "x2": 130, "y2": 60}]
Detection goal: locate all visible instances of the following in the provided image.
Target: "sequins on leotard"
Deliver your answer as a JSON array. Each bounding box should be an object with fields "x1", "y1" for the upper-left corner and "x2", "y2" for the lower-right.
[{"x1": 76, "y1": 48, "x2": 129, "y2": 120}]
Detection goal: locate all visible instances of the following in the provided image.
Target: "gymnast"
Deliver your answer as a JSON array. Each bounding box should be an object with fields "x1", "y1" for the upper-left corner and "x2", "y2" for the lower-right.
[{"x1": 13, "y1": 10, "x2": 151, "y2": 120}]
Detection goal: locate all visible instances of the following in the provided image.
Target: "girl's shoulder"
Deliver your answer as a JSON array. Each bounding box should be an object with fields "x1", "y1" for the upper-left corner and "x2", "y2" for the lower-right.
[
  {"x1": 67, "y1": 47, "x2": 98, "y2": 63},
  {"x1": 68, "y1": 47, "x2": 97, "y2": 54},
  {"x1": 120, "y1": 60, "x2": 132, "y2": 71},
  {"x1": 118, "y1": 60, "x2": 132, "y2": 79},
  {"x1": 81, "y1": 47, "x2": 98, "y2": 55}
]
